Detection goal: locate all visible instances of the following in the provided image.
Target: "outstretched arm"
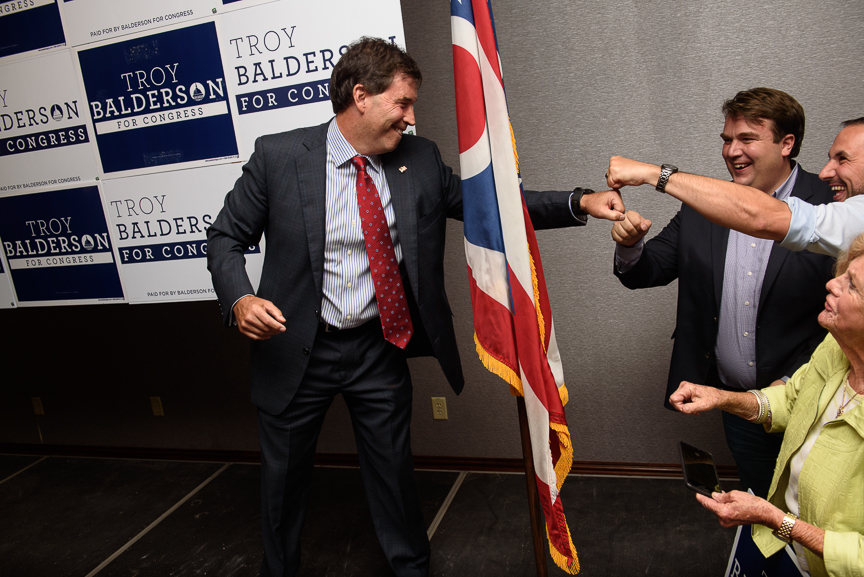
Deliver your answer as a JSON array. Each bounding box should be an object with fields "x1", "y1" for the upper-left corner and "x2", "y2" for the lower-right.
[
  {"x1": 669, "y1": 381, "x2": 763, "y2": 423},
  {"x1": 606, "y1": 156, "x2": 792, "y2": 241}
]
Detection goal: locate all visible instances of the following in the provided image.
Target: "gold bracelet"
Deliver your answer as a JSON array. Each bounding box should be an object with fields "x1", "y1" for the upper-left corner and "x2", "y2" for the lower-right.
[{"x1": 772, "y1": 512, "x2": 797, "y2": 544}]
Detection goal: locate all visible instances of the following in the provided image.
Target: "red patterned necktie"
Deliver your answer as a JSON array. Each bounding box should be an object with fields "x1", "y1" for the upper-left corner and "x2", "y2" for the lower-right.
[{"x1": 351, "y1": 155, "x2": 413, "y2": 349}]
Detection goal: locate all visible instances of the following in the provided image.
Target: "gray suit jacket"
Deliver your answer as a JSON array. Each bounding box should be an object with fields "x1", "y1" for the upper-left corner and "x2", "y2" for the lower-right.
[{"x1": 208, "y1": 120, "x2": 579, "y2": 415}]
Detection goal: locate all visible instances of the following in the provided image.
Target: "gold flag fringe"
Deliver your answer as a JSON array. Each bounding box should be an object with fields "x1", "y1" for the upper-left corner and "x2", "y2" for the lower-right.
[
  {"x1": 550, "y1": 421, "x2": 573, "y2": 491},
  {"x1": 474, "y1": 333, "x2": 521, "y2": 393},
  {"x1": 547, "y1": 519, "x2": 581, "y2": 574},
  {"x1": 509, "y1": 117, "x2": 520, "y2": 174},
  {"x1": 558, "y1": 383, "x2": 570, "y2": 406},
  {"x1": 528, "y1": 245, "x2": 548, "y2": 353}
]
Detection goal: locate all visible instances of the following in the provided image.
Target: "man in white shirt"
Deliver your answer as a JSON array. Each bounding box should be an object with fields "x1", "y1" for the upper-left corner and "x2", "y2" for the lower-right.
[{"x1": 606, "y1": 117, "x2": 864, "y2": 257}]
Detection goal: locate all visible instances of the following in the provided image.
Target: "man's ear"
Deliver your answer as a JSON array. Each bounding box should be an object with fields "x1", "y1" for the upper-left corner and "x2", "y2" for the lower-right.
[
  {"x1": 352, "y1": 84, "x2": 367, "y2": 113},
  {"x1": 780, "y1": 133, "x2": 795, "y2": 157}
]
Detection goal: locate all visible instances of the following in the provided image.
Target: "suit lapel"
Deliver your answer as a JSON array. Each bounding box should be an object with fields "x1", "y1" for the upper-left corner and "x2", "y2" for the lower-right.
[
  {"x1": 296, "y1": 123, "x2": 329, "y2": 297},
  {"x1": 759, "y1": 167, "x2": 815, "y2": 311},
  {"x1": 760, "y1": 241, "x2": 788, "y2": 311},
  {"x1": 711, "y1": 220, "x2": 730, "y2": 312},
  {"x1": 383, "y1": 149, "x2": 419, "y2": 301}
]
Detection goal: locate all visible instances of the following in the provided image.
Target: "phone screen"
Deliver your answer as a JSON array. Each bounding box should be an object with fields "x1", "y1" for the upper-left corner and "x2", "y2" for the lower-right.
[{"x1": 679, "y1": 442, "x2": 721, "y2": 497}]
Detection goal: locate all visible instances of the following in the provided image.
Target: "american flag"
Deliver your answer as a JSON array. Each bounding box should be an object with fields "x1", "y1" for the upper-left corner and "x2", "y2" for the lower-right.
[{"x1": 450, "y1": 0, "x2": 580, "y2": 573}]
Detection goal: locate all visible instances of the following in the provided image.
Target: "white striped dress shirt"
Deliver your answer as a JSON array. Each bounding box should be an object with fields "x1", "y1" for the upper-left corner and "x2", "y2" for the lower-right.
[
  {"x1": 715, "y1": 164, "x2": 798, "y2": 389},
  {"x1": 320, "y1": 118, "x2": 403, "y2": 328}
]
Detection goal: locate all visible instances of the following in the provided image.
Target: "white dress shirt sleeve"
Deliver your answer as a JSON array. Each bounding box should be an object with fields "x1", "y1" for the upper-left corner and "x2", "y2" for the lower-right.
[{"x1": 780, "y1": 196, "x2": 864, "y2": 257}]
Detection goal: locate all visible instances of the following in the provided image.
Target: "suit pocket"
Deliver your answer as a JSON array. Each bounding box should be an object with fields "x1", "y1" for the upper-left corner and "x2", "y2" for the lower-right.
[{"x1": 417, "y1": 198, "x2": 445, "y2": 232}]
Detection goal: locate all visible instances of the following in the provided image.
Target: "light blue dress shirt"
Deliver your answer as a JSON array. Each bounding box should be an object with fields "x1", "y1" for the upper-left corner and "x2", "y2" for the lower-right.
[
  {"x1": 782, "y1": 193, "x2": 864, "y2": 257},
  {"x1": 320, "y1": 119, "x2": 403, "y2": 328},
  {"x1": 714, "y1": 165, "x2": 797, "y2": 388}
]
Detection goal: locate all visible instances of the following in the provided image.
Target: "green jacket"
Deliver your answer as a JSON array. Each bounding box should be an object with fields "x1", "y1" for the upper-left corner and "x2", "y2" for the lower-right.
[{"x1": 754, "y1": 334, "x2": 864, "y2": 577}]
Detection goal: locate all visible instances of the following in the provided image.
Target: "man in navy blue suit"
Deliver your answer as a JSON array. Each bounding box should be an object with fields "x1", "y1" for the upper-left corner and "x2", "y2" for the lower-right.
[{"x1": 611, "y1": 88, "x2": 835, "y2": 498}]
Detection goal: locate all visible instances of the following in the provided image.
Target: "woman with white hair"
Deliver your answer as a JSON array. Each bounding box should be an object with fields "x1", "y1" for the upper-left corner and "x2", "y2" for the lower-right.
[{"x1": 670, "y1": 233, "x2": 864, "y2": 576}]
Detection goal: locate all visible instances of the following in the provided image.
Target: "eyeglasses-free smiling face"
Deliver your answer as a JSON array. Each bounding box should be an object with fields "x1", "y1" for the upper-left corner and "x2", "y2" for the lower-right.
[
  {"x1": 355, "y1": 73, "x2": 418, "y2": 155},
  {"x1": 721, "y1": 116, "x2": 795, "y2": 194},
  {"x1": 819, "y1": 124, "x2": 864, "y2": 202}
]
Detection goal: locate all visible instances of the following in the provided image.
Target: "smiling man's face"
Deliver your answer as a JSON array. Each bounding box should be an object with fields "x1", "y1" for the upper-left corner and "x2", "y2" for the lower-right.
[
  {"x1": 355, "y1": 73, "x2": 418, "y2": 155},
  {"x1": 819, "y1": 124, "x2": 864, "y2": 202},
  {"x1": 721, "y1": 115, "x2": 794, "y2": 194}
]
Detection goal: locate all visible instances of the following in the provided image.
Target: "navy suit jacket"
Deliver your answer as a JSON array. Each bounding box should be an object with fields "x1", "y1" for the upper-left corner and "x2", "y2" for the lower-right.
[
  {"x1": 208, "y1": 121, "x2": 580, "y2": 415},
  {"x1": 614, "y1": 166, "x2": 836, "y2": 409}
]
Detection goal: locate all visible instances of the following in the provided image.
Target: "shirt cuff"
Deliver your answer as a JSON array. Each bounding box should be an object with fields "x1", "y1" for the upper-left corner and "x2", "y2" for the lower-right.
[
  {"x1": 230, "y1": 294, "x2": 254, "y2": 326},
  {"x1": 615, "y1": 239, "x2": 645, "y2": 274},
  {"x1": 779, "y1": 196, "x2": 817, "y2": 252}
]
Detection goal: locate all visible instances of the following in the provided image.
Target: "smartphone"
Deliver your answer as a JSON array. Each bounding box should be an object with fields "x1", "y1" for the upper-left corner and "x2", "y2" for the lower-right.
[{"x1": 679, "y1": 441, "x2": 722, "y2": 497}]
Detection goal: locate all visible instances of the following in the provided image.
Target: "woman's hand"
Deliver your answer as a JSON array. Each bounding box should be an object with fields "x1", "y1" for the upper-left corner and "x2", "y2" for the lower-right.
[
  {"x1": 669, "y1": 381, "x2": 725, "y2": 415},
  {"x1": 695, "y1": 490, "x2": 783, "y2": 528}
]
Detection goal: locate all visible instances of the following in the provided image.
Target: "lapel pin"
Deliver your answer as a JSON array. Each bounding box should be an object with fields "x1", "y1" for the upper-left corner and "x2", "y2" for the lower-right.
[{"x1": 399, "y1": 166, "x2": 407, "y2": 173}]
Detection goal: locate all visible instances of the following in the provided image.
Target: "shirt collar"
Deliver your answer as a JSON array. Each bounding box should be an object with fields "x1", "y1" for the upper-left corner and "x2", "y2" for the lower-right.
[
  {"x1": 327, "y1": 117, "x2": 382, "y2": 174},
  {"x1": 773, "y1": 161, "x2": 798, "y2": 201}
]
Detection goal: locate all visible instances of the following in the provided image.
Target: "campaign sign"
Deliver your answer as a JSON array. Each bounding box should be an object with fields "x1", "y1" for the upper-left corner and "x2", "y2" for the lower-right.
[
  {"x1": 219, "y1": 0, "x2": 279, "y2": 12},
  {"x1": 0, "y1": 50, "x2": 99, "y2": 192},
  {"x1": 101, "y1": 163, "x2": 264, "y2": 303},
  {"x1": 76, "y1": 20, "x2": 240, "y2": 178},
  {"x1": 59, "y1": 0, "x2": 218, "y2": 47},
  {"x1": 0, "y1": 0, "x2": 65, "y2": 62},
  {"x1": 218, "y1": 0, "x2": 407, "y2": 159},
  {"x1": 0, "y1": 184, "x2": 126, "y2": 306},
  {"x1": 725, "y1": 525, "x2": 806, "y2": 577},
  {"x1": 0, "y1": 249, "x2": 17, "y2": 308}
]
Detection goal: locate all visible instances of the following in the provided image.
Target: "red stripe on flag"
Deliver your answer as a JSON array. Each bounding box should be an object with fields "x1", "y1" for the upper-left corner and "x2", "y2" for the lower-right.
[
  {"x1": 506, "y1": 265, "x2": 562, "y2": 416},
  {"x1": 535, "y1": 473, "x2": 575, "y2": 564},
  {"x1": 452, "y1": 46, "x2": 487, "y2": 155},
  {"x1": 468, "y1": 267, "x2": 519, "y2": 372},
  {"x1": 470, "y1": 0, "x2": 503, "y2": 87}
]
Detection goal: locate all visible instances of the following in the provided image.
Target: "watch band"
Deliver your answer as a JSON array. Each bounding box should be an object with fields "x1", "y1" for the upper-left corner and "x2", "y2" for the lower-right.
[
  {"x1": 655, "y1": 164, "x2": 678, "y2": 193},
  {"x1": 571, "y1": 187, "x2": 595, "y2": 217},
  {"x1": 772, "y1": 512, "x2": 797, "y2": 544}
]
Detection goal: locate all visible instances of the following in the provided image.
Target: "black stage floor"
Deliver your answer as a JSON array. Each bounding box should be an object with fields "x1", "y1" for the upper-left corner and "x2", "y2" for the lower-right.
[{"x1": 0, "y1": 455, "x2": 739, "y2": 576}]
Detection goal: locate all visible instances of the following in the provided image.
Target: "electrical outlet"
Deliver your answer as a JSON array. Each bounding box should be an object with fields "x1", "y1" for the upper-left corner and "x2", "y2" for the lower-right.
[
  {"x1": 150, "y1": 397, "x2": 164, "y2": 417},
  {"x1": 31, "y1": 397, "x2": 44, "y2": 415},
  {"x1": 432, "y1": 397, "x2": 448, "y2": 420}
]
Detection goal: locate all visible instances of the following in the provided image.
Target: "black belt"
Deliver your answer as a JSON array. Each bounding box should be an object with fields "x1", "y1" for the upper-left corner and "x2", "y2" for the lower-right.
[{"x1": 318, "y1": 318, "x2": 378, "y2": 335}]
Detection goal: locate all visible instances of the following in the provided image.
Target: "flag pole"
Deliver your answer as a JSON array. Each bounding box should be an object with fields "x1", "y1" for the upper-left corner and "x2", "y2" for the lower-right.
[{"x1": 517, "y1": 396, "x2": 549, "y2": 577}]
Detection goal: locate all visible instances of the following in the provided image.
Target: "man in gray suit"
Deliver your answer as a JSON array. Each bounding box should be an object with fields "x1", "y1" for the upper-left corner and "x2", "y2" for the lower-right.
[{"x1": 208, "y1": 37, "x2": 623, "y2": 577}]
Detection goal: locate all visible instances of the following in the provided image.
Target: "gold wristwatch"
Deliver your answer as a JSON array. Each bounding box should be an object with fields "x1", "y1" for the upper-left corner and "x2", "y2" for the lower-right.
[{"x1": 772, "y1": 512, "x2": 797, "y2": 544}]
